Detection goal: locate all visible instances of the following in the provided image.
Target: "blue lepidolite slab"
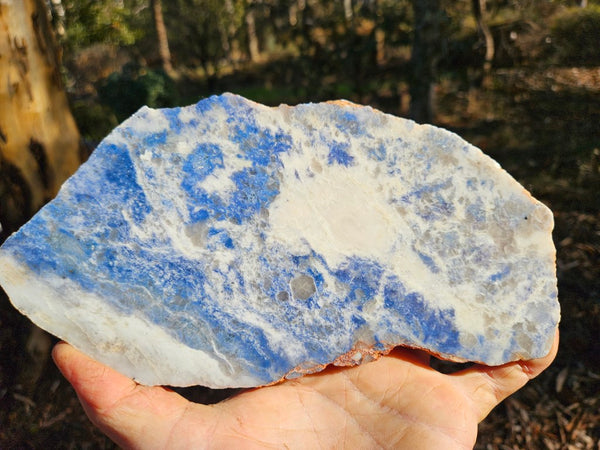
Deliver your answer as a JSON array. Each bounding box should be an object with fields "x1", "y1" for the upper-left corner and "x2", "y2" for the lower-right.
[{"x1": 0, "y1": 93, "x2": 559, "y2": 388}]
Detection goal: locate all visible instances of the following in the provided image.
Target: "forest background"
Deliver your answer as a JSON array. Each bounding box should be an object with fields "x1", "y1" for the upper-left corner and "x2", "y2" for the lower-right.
[{"x1": 0, "y1": 0, "x2": 599, "y2": 448}]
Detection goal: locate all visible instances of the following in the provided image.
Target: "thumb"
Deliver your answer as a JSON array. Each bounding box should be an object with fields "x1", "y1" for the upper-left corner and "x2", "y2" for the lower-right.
[
  {"x1": 52, "y1": 342, "x2": 212, "y2": 449},
  {"x1": 452, "y1": 328, "x2": 559, "y2": 422}
]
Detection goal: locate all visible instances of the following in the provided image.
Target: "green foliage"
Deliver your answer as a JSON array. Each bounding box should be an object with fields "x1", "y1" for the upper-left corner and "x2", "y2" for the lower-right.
[
  {"x1": 551, "y1": 5, "x2": 600, "y2": 66},
  {"x1": 71, "y1": 101, "x2": 118, "y2": 142},
  {"x1": 61, "y1": 0, "x2": 148, "y2": 53},
  {"x1": 165, "y1": 0, "x2": 245, "y2": 70},
  {"x1": 377, "y1": 0, "x2": 414, "y2": 46},
  {"x1": 97, "y1": 63, "x2": 178, "y2": 122}
]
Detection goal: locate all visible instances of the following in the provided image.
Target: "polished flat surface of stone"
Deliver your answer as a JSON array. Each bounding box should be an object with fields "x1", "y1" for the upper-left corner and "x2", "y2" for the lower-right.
[{"x1": 0, "y1": 94, "x2": 559, "y2": 387}]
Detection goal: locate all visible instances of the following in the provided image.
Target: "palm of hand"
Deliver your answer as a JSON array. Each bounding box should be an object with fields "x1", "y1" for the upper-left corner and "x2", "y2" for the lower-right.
[
  {"x1": 53, "y1": 332, "x2": 557, "y2": 449},
  {"x1": 210, "y1": 353, "x2": 478, "y2": 449}
]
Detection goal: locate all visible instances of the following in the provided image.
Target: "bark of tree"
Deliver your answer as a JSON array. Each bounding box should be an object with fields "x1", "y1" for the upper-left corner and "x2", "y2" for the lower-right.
[
  {"x1": 409, "y1": 0, "x2": 443, "y2": 123},
  {"x1": 373, "y1": 0, "x2": 385, "y2": 66},
  {"x1": 0, "y1": 0, "x2": 82, "y2": 392},
  {"x1": 221, "y1": 0, "x2": 235, "y2": 64},
  {"x1": 48, "y1": 0, "x2": 65, "y2": 37},
  {"x1": 472, "y1": 0, "x2": 494, "y2": 80},
  {"x1": 150, "y1": 0, "x2": 175, "y2": 77},
  {"x1": 245, "y1": 5, "x2": 261, "y2": 62},
  {"x1": 344, "y1": 0, "x2": 353, "y2": 25},
  {"x1": 0, "y1": 0, "x2": 81, "y2": 236},
  {"x1": 375, "y1": 28, "x2": 385, "y2": 66}
]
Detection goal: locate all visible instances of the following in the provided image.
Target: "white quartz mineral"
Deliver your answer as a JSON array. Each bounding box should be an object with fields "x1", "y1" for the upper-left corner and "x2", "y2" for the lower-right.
[{"x1": 0, "y1": 94, "x2": 560, "y2": 388}]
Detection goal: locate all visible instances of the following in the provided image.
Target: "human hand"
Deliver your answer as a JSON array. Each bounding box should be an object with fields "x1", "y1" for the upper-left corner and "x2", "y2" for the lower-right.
[{"x1": 53, "y1": 329, "x2": 558, "y2": 449}]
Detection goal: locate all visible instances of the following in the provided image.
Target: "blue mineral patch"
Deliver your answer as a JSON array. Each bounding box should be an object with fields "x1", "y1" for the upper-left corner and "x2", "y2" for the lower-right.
[
  {"x1": 163, "y1": 107, "x2": 184, "y2": 132},
  {"x1": 383, "y1": 276, "x2": 460, "y2": 352},
  {"x1": 367, "y1": 143, "x2": 387, "y2": 162},
  {"x1": 143, "y1": 130, "x2": 168, "y2": 147},
  {"x1": 466, "y1": 200, "x2": 486, "y2": 223},
  {"x1": 327, "y1": 141, "x2": 355, "y2": 166},
  {"x1": 102, "y1": 143, "x2": 152, "y2": 224},
  {"x1": 228, "y1": 167, "x2": 280, "y2": 222},
  {"x1": 335, "y1": 111, "x2": 366, "y2": 136},
  {"x1": 489, "y1": 265, "x2": 511, "y2": 283},
  {"x1": 334, "y1": 257, "x2": 384, "y2": 303},
  {"x1": 417, "y1": 251, "x2": 440, "y2": 274},
  {"x1": 182, "y1": 143, "x2": 224, "y2": 182}
]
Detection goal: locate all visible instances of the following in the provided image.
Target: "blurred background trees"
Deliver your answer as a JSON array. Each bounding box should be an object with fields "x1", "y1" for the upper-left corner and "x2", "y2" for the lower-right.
[{"x1": 39, "y1": 0, "x2": 600, "y2": 133}]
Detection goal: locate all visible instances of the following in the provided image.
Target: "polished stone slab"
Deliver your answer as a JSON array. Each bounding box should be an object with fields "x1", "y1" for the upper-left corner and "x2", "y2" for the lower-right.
[{"x1": 0, "y1": 94, "x2": 559, "y2": 387}]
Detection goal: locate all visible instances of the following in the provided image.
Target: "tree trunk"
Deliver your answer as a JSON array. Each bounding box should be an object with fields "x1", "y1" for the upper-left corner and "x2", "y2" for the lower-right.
[
  {"x1": 374, "y1": 0, "x2": 385, "y2": 66},
  {"x1": 472, "y1": 0, "x2": 494, "y2": 80},
  {"x1": 245, "y1": 5, "x2": 261, "y2": 62},
  {"x1": 222, "y1": 0, "x2": 237, "y2": 64},
  {"x1": 344, "y1": 0, "x2": 353, "y2": 25},
  {"x1": 375, "y1": 28, "x2": 386, "y2": 66},
  {"x1": 0, "y1": 0, "x2": 81, "y2": 236},
  {"x1": 150, "y1": 0, "x2": 174, "y2": 77},
  {"x1": 48, "y1": 0, "x2": 65, "y2": 37},
  {"x1": 409, "y1": 0, "x2": 443, "y2": 123}
]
